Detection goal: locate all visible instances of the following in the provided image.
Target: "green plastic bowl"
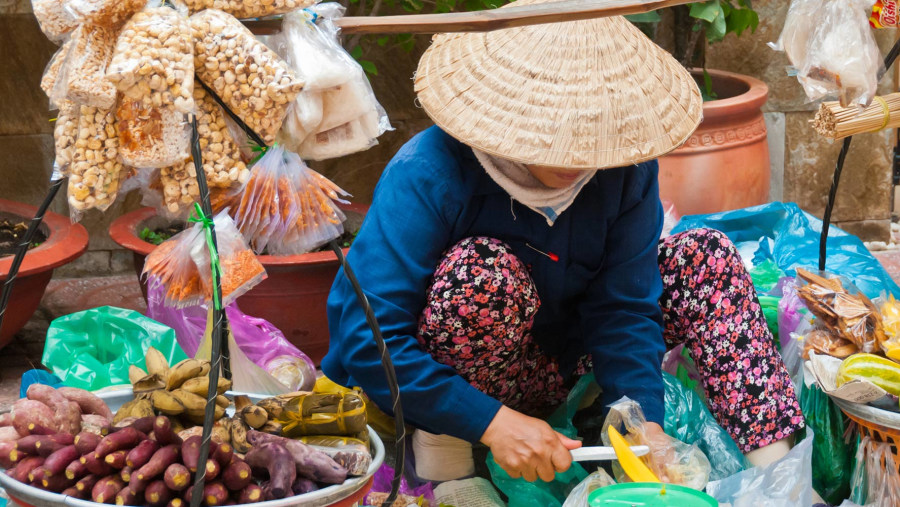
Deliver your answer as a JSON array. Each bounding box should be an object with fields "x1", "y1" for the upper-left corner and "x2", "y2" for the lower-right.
[{"x1": 588, "y1": 483, "x2": 718, "y2": 506}]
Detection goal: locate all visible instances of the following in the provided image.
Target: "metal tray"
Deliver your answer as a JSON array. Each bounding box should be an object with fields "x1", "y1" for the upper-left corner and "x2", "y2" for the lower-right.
[{"x1": 0, "y1": 389, "x2": 385, "y2": 507}]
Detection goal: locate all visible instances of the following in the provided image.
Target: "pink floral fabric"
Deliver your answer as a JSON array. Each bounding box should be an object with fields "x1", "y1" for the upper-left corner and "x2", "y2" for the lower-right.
[{"x1": 416, "y1": 230, "x2": 804, "y2": 452}]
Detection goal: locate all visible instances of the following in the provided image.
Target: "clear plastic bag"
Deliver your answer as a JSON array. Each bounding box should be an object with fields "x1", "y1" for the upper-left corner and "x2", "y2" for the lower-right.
[
  {"x1": 855, "y1": 436, "x2": 900, "y2": 507},
  {"x1": 706, "y1": 429, "x2": 814, "y2": 507},
  {"x1": 274, "y1": 6, "x2": 391, "y2": 158},
  {"x1": 796, "y1": 268, "x2": 887, "y2": 354},
  {"x1": 65, "y1": 0, "x2": 144, "y2": 27},
  {"x1": 63, "y1": 24, "x2": 118, "y2": 109},
  {"x1": 67, "y1": 104, "x2": 129, "y2": 218},
  {"x1": 143, "y1": 225, "x2": 206, "y2": 308},
  {"x1": 297, "y1": 436, "x2": 372, "y2": 476},
  {"x1": 53, "y1": 101, "x2": 79, "y2": 176},
  {"x1": 41, "y1": 40, "x2": 73, "y2": 108},
  {"x1": 181, "y1": 0, "x2": 315, "y2": 20},
  {"x1": 797, "y1": 0, "x2": 883, "y2": 107},
  {"x1": 116, "y1": 96, "x2": 190, "y2": 168},
  {"x1": 601, "y1": 397, "x2": 711, "y2": 491},
  {"x1": 769, "y1": 0, "x2": 819, "y2": 67},
  {"x1": 107, "y1": 1, "x2": 194, "y2": 113},
  {"x1": 562, "y1": 470, "x2": 617, "y2": 507},
  {"x1": 32, "y1": 0, "x2": 80, "y2": 43},
  {"x1": 878, "y1": 294, "x2": 900, "y2": 359},
  {"x1": 214, "y1": 144, "x2": 350, "y2": 255},
  {"x1": 190, "y1": 9, "x2": 304, "y2": 144}
]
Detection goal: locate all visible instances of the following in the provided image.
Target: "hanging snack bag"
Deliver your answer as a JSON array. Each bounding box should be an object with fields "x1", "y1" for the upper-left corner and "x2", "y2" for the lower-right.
[
  {"x1": 65, "y1": 0, "x2": 145, "y2": 27},
  {"x1": 188, "y1": 211, "x2": 266, "y2": 308},
  {"x1": 191, "y1": 9, "x2": 304, "y2": 144},
  {"x1": 53, "y1": 101, "x2": 79, "y2": 175},
  {"x1": 180, "y1": 0, "x2": 315, "y2": 20},
  {"x1": 33, "y1": 0, "x2": 81, "y2": 43},
  {"x1": 116, "y1": 96, "x2": 190, "y2": 168},
  {"x1": 64, "y1": 24, "x2": 118, "y2": 109},
  {"x1": 299, "y1": 113, "x2": 381, "y2": 161},
  {"x1": 40, "y1": 40, "x2": 73, "y2": 108},
  {"x1": 798, "y1": 0, "x2": 883, "y2": 108},
  {"x1": 159, "y1": 86, "x2": 249, "y2": 217},
  {"x1": 68, "y1": 105, "x2": 129, "y2": 217},
  {"x1": 871, "y1": 0, "x2": 900, "y2": 28},
  {"x1": 107, "y1": 2, "x2": 194, "y2": 113},
  {"x1": 144, "y1": 225, "x2": 206, "y2": 308}
]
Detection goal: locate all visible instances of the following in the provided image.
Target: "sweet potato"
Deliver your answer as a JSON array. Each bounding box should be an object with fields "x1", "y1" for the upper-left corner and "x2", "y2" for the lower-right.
[
  {"x1": 75, "y1": 473, "x2": 99, "y2": 494},
  {"x1": 15, "y1": 435, "x2": 42, "y2": 454},
  {"x1": 163, "y1": 463, "x2": 190, "y2": 491},
  {"x1": 58, "y1": 387, "x2": 114, "y2": 420},
  {"x1": 63, "y1": 485, "x2": 86, "y2": 498},
  {"x1": 66, "y1": 458, "x2": 89, "y2": 480},
  {"x1": 104, "y1": 450, "x2": 128, "y2": 469},
  {"x1": 35, "y1": 439, "x2": 66, "y2": 458},
  {"x1": 95, "y1": 427, "x2": 144, "y2": 458},
  {"x1": 181, "y1": 435, "x2": 201, "y2": 472},
  {"x1": 92, "y1": 474, "x2": 126, "y2": 504},
  {"x1": 292, "y1": 477, "x2": 318, "y2": 495},
  {"x1": 44, "y1": 444, "x2": 79, "y2": 475},
  {"x1": 46, "y1": 433, "x2": 76, "y2": 445},
  {"x1": 166, "y1": 499, "x2": 184, "y2": 507},
  {"x1": 135, "y1": 444, "x2": 180, "y2": 482},
  {"x1": 126, "y1": 439, "x2": 160, "y2": 469},
  {"x1": 244, "y1": 442, "x2": 296, "y2": 499},
  {"x1": 27, "y1": 424, "x2": 58, "y2": 436},
  {"x1": 120, "y1": 465, "x2": 133, "y2": 483},
  {"x1": 27, "y1": 385, "x2": 83, "y2": 436},
  {"x1": 11, "y1": 455, "x2": 44, "y2": 482},
  {"x1": 81, "y1": 414, "x2": 111, "y2": 435},
  {"x1": 237, "y1": 483, "x2": 263, "y2": 504},
  {"x1": 152, "y1": 416, "x2": 182, "y2": 446},
  {"x1": 0, "y1": 441, "x2": 15, "y2": 468},
  {"x1": 28, "y1": 465, "x2": 49, "y2": 484},
  {"x1": 0, "y1": 412, "x2": 12, "y2": 427},
  {"x1": 116, "y1": 485, "x2": 141, "y2": 505},
  {"x1": 113, "y1": 416, "x2": 155, "y2": 435},
  {"x1": 0, "y1": 426, "x2": 20, "y2": 442},
  {"x1": 75, "y1": 431, "x2": 102, "y2": 455},
  {"x1": 145, "y1": 479, "x2": 173, "y2": 507},
  {"x1": 40, "y1": 473, "x2": 75, "y2": 492},
  {"x1": 221, "y1": 459, "x2": 251, "y2": 491},
  {"x1": 213, "y1": 442, "x2": 234, "y2": 467},
  {"x1": 202, "y1": 482, "x2": 229, "y2": 506},
  {"x1": 247, "y1": 430, "x2": 347, "y2": 484},
  {"x1": 11, "y1": 399, "x2": 57, "y2": 436},
  {"x1": 204, "y1": 459, "x2": 221, "y2": 481},
  {"x1": 81, "y1": 451, "x2": 114, "y2": 476}
]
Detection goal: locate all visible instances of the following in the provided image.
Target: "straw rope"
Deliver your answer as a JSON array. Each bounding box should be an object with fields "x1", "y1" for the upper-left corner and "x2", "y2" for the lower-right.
[
  {"x1": 414, "y1": 0, "x2": 702, "y2": 169},
  {"x1": 812, "y1": 93, "x2": 900, "y2": 140}
]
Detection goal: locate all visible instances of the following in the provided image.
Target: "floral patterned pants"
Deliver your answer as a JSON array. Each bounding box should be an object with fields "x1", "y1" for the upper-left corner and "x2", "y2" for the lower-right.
[{"x1": 416, "y1": 230, "x2": 804, "y2": 452}]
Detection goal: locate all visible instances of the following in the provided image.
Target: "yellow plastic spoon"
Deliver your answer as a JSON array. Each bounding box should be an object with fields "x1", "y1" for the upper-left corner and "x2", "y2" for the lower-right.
[{"x1": 608, "y1": 426, "x2": 661, "y2": 483}]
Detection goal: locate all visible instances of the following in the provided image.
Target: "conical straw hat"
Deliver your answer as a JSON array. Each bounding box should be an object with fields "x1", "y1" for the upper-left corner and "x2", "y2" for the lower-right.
[{"x1": 414, "y1": 0, "x2": 703, "y2": 169}]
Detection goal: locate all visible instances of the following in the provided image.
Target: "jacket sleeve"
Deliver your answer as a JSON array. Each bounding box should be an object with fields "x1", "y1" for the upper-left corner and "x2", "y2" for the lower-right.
[
  {"x1": 325, "y1": 150, "x2": 503, "y2": 443},
  {"x1": 578, "y1": 161, "x2": 667, "y2": 426}
]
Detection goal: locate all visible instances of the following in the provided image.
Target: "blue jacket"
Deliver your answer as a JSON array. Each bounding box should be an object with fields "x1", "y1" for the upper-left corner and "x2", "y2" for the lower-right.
[{"x1": 324, "y1": 127, "x2": 666, "y2": 443}]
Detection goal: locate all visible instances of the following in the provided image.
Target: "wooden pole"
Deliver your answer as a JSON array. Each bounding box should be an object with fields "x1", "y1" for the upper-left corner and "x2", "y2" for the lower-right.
[{"x1": 244, "y1": 0, "x2": 695, "y2": 34}]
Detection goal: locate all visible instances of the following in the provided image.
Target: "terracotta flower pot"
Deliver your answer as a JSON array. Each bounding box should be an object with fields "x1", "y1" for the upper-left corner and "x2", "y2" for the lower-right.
[
  {"x1": 109, "y1": 205, "x2": 368, "y2": 366},
  {"x1": 0, "y1": 199, "x2": 89, "y2": 350},
  {"x1": 658, "y1": 68, "x2": 770, "y2": 216}
]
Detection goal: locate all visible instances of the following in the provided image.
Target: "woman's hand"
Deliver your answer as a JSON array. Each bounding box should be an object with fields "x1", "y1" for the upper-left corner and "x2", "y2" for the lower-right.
[
  {"x1": 642, "y1": 421, "x2": 673, "y2": 482},
  {"x1": 481, "y1": 406, "x2": 582, "y2": 482}
]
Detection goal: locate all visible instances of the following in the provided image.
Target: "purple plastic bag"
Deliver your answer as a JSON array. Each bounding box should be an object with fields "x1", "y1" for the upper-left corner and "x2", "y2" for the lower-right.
[
  {"x1": 777, "y1": 277, "x2": 808, "y2": 350},
  {"x1": 369, "y1": 463, "x2": 435, "y2": 502},
  {"x1": 146, "y1": 284, "x2": 316, "y2": 391}
]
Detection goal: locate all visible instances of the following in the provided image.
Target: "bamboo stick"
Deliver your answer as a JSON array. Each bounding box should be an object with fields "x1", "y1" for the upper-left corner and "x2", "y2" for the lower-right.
[
  {"x1": 812, "y1": 93, "x2": 900, "y2": 140},
  {"x1": 243, "y1": 0, "x2": 695, "y2": 34}
]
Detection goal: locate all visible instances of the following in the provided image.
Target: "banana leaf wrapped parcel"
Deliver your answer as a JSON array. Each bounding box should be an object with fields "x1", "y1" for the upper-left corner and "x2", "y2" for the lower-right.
[{"x1": 272, "y1": 391, "x2": 367, "y2": 437}]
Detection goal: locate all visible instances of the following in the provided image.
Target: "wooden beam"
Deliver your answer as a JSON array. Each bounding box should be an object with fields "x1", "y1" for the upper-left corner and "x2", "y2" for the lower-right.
[{"x1": 244, "y1": 0, "x2": 695, "y2": 35}]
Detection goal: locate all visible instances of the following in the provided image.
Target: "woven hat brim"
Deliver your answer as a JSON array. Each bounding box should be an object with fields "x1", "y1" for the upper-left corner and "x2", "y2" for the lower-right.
[{"x1": 414, "y1": 8, "x2": 703, "y2": 170}]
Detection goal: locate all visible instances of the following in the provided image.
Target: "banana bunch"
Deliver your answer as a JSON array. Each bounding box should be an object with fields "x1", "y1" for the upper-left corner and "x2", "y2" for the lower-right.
[{"x1": 127, "y1": 346, "x2": 233, "y2": 424}]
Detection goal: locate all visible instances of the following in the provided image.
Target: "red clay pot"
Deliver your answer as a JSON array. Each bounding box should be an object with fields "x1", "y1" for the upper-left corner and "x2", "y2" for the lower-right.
[
  {"x1": 0, "y1": 199, "x2": 89, "y2": 350},
  {"x1": 658, "y1": 69, "x2": 771, "y2": 216},
  {"x1": 109, "y1": 205, "x2": 368, "y2": 366}
]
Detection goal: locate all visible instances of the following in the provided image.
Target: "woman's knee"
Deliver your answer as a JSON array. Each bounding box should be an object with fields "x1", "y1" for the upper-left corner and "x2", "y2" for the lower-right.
[{"x1": 667, "y1": 228, "x2": 739, "y2": 257}]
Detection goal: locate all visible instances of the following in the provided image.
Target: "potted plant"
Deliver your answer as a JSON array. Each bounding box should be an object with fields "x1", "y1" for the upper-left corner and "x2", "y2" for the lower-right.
[
  {"x1": 627, "y1": 1, "x2": 772, "y2": 216},
  {"x1": 108, "y1": 204, "x2": 367, "y2": 366},
  {"x1": 0, "y1": 199, "x2": 89, "y2": 350}
]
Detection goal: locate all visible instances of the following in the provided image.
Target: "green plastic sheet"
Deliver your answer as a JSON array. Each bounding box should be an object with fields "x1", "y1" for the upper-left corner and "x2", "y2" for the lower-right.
[
  {"x1": 799, "y1": 381, "x2": 852, "y2": 505},
  {"x1": 42, "y1": 306, "x2": 188, "y2": 391}
]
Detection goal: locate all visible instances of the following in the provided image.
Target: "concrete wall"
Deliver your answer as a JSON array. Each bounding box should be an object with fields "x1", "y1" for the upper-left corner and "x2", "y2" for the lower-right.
[{"x1": 0, "y1": 0, "x2": 895, "y2": 278}]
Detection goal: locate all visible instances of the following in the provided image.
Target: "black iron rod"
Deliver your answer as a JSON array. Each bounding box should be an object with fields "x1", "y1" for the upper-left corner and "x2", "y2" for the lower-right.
[
  {"x1": 0, "y1": 176, "x2": 65, "y2": 340},
  {"x1": 188, "y1": 115, "x2": 230, "y2": 507},
  {"x1": 330, "y1": 240, "x2": 405, "y2": 506}
]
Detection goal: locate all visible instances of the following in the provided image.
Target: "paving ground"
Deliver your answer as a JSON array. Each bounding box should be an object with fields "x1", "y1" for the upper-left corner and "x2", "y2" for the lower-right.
[{"x1": 3, "y1": 226, "x2": 900, "y2": 413}]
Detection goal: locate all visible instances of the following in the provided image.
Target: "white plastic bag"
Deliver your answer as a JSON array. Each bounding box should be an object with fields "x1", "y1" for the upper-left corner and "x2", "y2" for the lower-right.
[{"x1": 706, "y1": 429, "x2": 814, "y2": 507}]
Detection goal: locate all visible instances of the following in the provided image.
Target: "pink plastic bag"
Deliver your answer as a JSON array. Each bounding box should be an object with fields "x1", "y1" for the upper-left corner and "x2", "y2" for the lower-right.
[{"x1": 146, "y1": 284, "x2": 316, "y2": 391}]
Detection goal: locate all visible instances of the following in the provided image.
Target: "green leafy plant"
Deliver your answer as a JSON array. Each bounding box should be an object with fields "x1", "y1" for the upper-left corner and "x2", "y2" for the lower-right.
[{"x1": 139, "y1": 227, "x2": 174, "y2": 246}]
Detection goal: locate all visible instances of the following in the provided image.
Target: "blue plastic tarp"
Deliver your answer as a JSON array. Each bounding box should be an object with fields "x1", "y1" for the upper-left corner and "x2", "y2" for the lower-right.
[{"x1": 672, "y1": 202, "x2": 900, "y2": 299}]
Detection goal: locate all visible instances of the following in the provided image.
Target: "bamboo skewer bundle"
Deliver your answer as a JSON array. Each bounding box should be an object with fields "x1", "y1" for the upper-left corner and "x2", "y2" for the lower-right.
[{"x1": 812, "y1": 93, "x2": 900, "y2": 139}]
